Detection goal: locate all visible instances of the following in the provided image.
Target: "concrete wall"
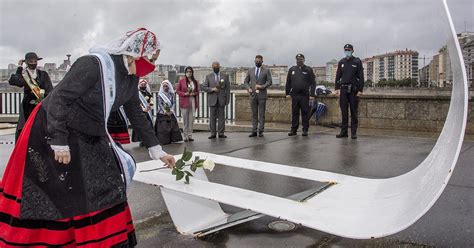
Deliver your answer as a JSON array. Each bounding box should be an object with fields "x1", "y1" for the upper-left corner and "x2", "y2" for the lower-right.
[{"x1": 235, "y1": 92, "x2": 474, "y2": 134}]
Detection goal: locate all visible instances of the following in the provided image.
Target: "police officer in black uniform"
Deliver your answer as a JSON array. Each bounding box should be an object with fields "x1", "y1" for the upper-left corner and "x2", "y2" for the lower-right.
[
  {"x1": 286, "y1": 53, "x2": 316, "y2": 136},
  {"x1": 335, "y1": 44, "x2": 364, "y2": 139}
]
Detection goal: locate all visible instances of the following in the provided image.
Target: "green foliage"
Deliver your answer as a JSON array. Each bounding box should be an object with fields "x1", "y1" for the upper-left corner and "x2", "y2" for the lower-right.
[
  {"x1": 173, "y1": 149, "x2": 207, "y2": 184},
  {"x1": 375, "y1": 78, "x2": 418, "y2": 88}
]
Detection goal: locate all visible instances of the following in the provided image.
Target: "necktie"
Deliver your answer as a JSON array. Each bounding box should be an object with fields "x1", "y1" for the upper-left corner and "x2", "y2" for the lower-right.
[{"x1": 255, "y1": 68, "x2": 260, "y2": 80}]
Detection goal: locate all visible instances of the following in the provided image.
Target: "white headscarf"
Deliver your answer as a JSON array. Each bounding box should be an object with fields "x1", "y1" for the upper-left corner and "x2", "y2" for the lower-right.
[
  {"x1": 159, "y1": 80, "x2": 175, "y2": 106},
  {"x1": 89, "y1": 28, "x2": 159, "y2": 58},
  {"x1": 138, "y1": 78, "x2": 152, "y2": 92},
  {"x1": 159, "y1": 80, "x2": 175, "y2": 94}
]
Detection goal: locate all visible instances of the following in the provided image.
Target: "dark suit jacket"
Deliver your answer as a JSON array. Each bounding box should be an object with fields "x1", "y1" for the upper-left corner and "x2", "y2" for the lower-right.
[{"x1": 201, "y1": 72, "x2": 231, "y2": 107}]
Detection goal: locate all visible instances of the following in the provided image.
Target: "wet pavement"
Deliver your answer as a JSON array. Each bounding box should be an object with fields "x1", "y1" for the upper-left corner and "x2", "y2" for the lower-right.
[{"x1": 1, "y1": 129, "x2": 473, "y2": 247}]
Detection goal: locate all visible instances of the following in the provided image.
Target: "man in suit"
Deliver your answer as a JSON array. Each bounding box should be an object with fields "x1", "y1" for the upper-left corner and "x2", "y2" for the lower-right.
[
  {"x1": 244, "y1": 55, "x2": 272, "y2": 137},
  {"x1": 201, "y1": 61, "x2": 231, "y2": 139}
]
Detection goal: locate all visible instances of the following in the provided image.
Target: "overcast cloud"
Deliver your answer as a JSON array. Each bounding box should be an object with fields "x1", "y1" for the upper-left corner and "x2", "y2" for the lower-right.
[{"x1": 0, "y1": 0, "x2": 473, "y2": 68}]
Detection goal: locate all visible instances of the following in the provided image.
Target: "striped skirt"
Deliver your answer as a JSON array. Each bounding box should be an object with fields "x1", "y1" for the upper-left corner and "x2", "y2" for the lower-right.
[{"x1": 108, "y1": 110, "x2": 131, "y2": 145}]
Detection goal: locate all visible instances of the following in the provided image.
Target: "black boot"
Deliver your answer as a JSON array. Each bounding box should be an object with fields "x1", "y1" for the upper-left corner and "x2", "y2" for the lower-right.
[{"x1": 336, "y1": 133, "x2": 348, "y2": 138}]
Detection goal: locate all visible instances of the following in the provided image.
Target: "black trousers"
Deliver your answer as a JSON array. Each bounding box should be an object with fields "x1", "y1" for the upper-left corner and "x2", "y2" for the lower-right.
[
  {"x1": 291, "y1": 95, "x2": 310, "y2": 132},
  {"x1": 339, "y1": 88, "x2": 359, "y2": 135}
]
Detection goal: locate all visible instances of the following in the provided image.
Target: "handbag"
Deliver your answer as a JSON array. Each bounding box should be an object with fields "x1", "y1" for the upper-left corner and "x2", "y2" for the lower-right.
[{"x1": 91, "y1": 51, "x2": 136, "y2": 188}]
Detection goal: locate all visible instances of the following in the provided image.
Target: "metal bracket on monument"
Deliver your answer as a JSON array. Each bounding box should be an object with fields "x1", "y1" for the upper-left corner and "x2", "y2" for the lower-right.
[{"x1": 193, "y1": 182, "x2": 335, "y2": 237}]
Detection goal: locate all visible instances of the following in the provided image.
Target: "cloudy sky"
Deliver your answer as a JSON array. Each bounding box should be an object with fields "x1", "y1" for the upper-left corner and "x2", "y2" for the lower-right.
[{"x1": 0, "y1": 0, "x2": 473, "y2": 69}]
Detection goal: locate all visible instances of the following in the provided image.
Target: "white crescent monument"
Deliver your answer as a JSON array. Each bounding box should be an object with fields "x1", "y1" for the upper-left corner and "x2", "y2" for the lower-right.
[{"x1": 135, "y1": 0, "x2": 468, "y2": 239}]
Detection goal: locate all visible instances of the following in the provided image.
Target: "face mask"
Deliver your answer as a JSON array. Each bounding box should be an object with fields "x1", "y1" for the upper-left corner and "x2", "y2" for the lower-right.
[
  {"x1": 139, "y1": 86, "x2": 147, "y2": 90},
  {"x1": 344, "y1": 51, "x2": 353, "y2": 58},
  {"x1": 213, "y1": 68, "x2": 220, "y2": 73},
  {"x1": 135, "y1": 57, "x2": 156, "y2": 77},
  {"x1": 255, "y1": 62, "x2": 262, "y2": 67},
  {"x1": 164, "y1": 87, "x2": 169, "y2": 92},
  {"x1": 27, "y1": 64, "x2": 37, "y2": 70},
  {"x1": 186, "y1": 72, "x2": 192, "y2": 78},
  {"x1": 296, "y1": 60, "x2": 304, "y2": 66}
]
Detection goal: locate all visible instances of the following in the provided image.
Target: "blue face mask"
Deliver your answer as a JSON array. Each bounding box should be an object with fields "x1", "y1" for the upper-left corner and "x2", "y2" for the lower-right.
[{"x1": 344, "y1": 51, "x2": 353, "y2": 58}]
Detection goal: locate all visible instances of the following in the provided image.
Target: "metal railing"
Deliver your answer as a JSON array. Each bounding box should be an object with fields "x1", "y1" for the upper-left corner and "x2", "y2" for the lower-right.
[
  {"x1": 151, "y1": 92, "x2": 235, "y2": 120},
  {"x1": 0, "y1": 91, "x2": 236, "y2": 121},
  {"x1": 0, "y1": 92, "x2": 23, "y2": 115}
]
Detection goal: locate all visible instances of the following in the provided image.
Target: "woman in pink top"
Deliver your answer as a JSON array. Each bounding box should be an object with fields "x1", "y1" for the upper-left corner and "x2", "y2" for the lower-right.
[{"x1": 176, "y1": 66, "x2": 199, "y2": 141}]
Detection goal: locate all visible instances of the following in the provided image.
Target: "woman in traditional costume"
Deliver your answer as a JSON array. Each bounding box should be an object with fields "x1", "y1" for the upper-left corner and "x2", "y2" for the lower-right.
[
  {"x1": 131, "y1": 79, "x2": 154, "y2": 146},
  {"x1": 154, "y1": 80, "x2": 182, "y2": 145},
  {"x1": 0, "y1": 28, "x2": 175, "y2": 247}
]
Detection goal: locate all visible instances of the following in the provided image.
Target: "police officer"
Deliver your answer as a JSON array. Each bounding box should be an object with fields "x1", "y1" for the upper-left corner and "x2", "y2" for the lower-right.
[
  {"x1": 334, "y1": 44, "x2": 364, "y2": 139},
  {"x1": 286, "y1": 53, "x2": 316, "y2": 136}
]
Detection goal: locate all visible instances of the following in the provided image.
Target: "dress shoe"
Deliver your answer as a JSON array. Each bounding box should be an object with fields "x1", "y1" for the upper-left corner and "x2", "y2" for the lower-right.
[
  {"x1": 218, "y1": 134, "x2": 227, "y2": 139},
  {"x1": 302, "y1": 131, "x2": 308, "y2": 136},
  {"x1": 208, "y1": 135, "x2": 216, "y2": 139},
  {"x1": 336, "y1": 133, "x2": 348, "y2": 138},
  {"x1": 258, "y1": 132, "x2": 264, "y2": 137},
  {"x1": 288, "y1": 131, "x2": 297, "y2": 136},
  {"x1": 249, "y1": 132, "x2": 257, "y2": 137},
  {"x1": 351, "y1": 134, "x2": 357, "y2": 139},
  {"x1": 188, "y1": 137, "x2": 194, "y2": 142}
]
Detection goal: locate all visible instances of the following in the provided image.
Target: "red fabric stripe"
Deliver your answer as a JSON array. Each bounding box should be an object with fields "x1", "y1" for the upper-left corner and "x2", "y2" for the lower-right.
[
  {"x1": 110, "y1": 133, "x2": 130, "y2": 138},
  {"x1": 110, "y1": 133, "x2": 131, "y2": 144},
  {"x1": 74, "y1": 206, "x2": 133, "y2": 242},
  {"x1": 0, "y1": 205, "x2": 135, "y2": 247},
  {"x1": 0, "y1": 222, "x2": 74, "y2": 246},
  {"x1": 140, "y1": 31, "x2": 150, "y2": 57},
  {"x1": 0, "y1": 196, "x2": 21, "y2": 218}
]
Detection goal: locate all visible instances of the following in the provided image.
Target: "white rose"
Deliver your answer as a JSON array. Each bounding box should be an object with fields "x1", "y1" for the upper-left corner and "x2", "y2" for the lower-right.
[{"x1": 202, "y1": 159, "x2": 215, "y2": 171}]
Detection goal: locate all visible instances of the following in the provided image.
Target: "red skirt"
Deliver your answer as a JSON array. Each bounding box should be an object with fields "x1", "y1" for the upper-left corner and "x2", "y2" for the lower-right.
[
  {"x1": 108, "y1": 110, "x2": 131, "y2": 145},
  {"x1": 0, "y1": 104, "x2": 137, "y2": 247},
  {"x1": 110, "y1": 132, "x2": 131, "y2": 145}
]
